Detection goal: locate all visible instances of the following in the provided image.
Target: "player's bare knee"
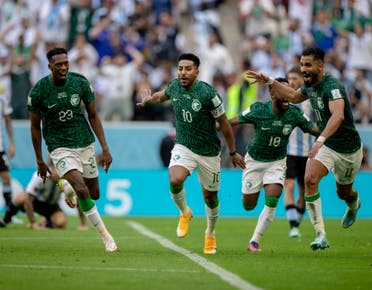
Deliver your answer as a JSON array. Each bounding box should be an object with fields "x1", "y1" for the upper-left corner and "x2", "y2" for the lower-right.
[
  {"x1": 336, "y1": 186, "x2": 356, "y2": 201},
  {"x1": 242, "y1": 194, "x2": 258, "y2": 211},
  {"x1": 169, "y1": 176, "x2": 184, "y2": 187},
  {"x1": 90, "y1": 190, "x2": 100, "y2": 200}
]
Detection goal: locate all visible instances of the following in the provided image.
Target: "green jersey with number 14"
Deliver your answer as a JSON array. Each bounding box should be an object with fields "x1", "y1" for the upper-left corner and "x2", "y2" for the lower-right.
[
  {"x1": 27, "y1": 72, "x2": 95, "y2": 152},
  {"x1": 301, "y1": 74, "x2": 361, "y2": 153},
  {"x1": 165, "y1": 79, "x2": 225, "y2": 156}
]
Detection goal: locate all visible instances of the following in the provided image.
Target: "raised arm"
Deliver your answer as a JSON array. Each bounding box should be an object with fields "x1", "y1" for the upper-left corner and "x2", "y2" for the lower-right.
[{"x1": 244, "y1": 70, "x2": 308, "y2": 104}]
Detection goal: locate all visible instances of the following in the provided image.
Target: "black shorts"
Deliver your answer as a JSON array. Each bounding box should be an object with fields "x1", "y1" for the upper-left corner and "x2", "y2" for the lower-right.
[
  {"x1": 285, "y1": 155, "x2": 308, "y2": 186},
  {"x1": 20, "y1": 200, "x2": 61, "y2": 220},
  {"x1": 0, "y1": 151, "x2": 10, "y2": 172}
]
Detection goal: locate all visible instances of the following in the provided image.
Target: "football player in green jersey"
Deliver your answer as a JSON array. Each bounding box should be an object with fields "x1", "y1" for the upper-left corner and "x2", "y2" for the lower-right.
[
  {"x1": 245, "y1": 45, "x2": 363, "y2": 251},
  {"x1": 228, "y1": 78, "x2": 317, "y2": 252},
  {"x1": 137, "y1": 53, "x2": 245, "y2": 254},
  {"x1": 28, "y1": 47, "x2": 117, "y2": 252}
]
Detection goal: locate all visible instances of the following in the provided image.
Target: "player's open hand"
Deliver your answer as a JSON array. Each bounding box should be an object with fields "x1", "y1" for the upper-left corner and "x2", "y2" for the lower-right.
[
  {"x1": 28, "y1": 222, "x2": 47, "y2": 230},
  {"x1": 37, "y1": 160, "x2": 51, "y2": 183},
  {"x1": 136, "y1": 88, "x2": 152, "y2": 107},
  {"x1": 244, "y1": 70, "x2": 269, "y2": 85},
  {"x1": 231, "y1": 152, "x2": 246, "y2": 169},
  {"x1": 98, "y1": 150, "x2": 113, "y2": 173},
  {"x1": 309, "y1": 141, "x2": 323, "y2": 159}
]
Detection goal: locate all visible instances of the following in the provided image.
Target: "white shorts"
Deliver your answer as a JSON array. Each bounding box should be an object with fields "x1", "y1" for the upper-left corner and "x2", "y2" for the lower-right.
[
  {"x1": 314, "y1": 144, "x2": 363, "y2": 185},
  {"x1": 169, "y1": 144, "x2": 221, "y2": 191},
  {"x1": 242, "y1": 153, "x2": 286, "y2": 194},
  {"x1": 50, "y1": 144, "x2": 98, "y2": 179}
]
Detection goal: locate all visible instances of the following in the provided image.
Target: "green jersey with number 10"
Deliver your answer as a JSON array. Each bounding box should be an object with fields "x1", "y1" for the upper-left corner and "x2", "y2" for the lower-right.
[{"x1": 165, "y1": 79, "x2": 225, "y2": 156}]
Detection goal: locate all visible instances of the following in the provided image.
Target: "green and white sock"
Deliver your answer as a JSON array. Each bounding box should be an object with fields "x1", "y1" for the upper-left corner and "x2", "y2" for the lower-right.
[
  {"x1": 170, "y1": 188, "x2": 189, "y2": 215},
  {"x1": 205, "y1": 202, "x2": 219, "y2": 236},
  {"x1": 305, "y1": 192, "x2": 325, "y2": 236},
  {"x1": 250, "y1": 205, "x2": 276, "y2": 243},
  {"x1": 79, "y1": 198, "x2": 110, "y2": 240}
]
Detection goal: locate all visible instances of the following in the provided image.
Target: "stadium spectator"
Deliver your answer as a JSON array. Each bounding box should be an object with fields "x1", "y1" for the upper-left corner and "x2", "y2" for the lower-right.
[
  {"x1": 68, "y1": 33, "x2": 99, "y2": 83},
  {"x1": 28, "y1": 47, "x2": 117, "y2": 252},
  {"x1": 198, "y1": 30, "x2": 235, "y2": 85},
  {"x1": 227, "y1": 77, "x2": 317, "y2": 252},
  {"x1": 348, "y1": 68, "x2": 372, "y2": 124},
  {"x1": 284, "y1": 66, "x2": 314, "y2": 238},
  {"x1": 137, "y1": 53, "x2": 245, "y2": 254},
  {"x1": 37, "y1": 0, "x2": 70, "y2": 45},
  {"x1": 245, "y1": 45, "x2": 363, "y2": 251},
  {"x1": 238, "y1": 0, "x2": 279, "y2": 38},
  {"x1": 99, "y1": 45, "x2": 144, "y2": 121},
  {"x1": 67, "y1": 0, "x2": 94, "y2": 49},
  {"x1": 0, "y1": 14, "x2": 38, "y2": 119},
  {"x1": 311, "y1": 9, "x2": 338, "y2": 53}
]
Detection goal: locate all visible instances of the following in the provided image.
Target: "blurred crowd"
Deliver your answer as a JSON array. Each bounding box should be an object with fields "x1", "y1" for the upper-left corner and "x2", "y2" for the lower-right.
[{"x1": 0, "y1": 0, "x2": 371, "y2": 125}]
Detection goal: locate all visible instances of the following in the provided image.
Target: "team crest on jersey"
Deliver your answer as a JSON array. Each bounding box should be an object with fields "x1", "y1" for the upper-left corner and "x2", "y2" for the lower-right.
[
  {"x1": 317, "y1": 97, "x2": 324, "y2": 109},
  {"x1": 282, "y1": 124, "x2": 292, "y2": 135},
  {"x1": 245, "y1": 181, "x2": 252, "y2": 191},
  {"x1": 57, "y1": 159, "x2": 66, "y2": 170},
  {"x1": 191, "y1": 99, "x2": 201, "y2": 111},
  {"x1": 70, "y1": 94, "x2": 80, "y2": 106},
  {"x1": 57, "y1": 92, "x2": 67, "y2": 99}
]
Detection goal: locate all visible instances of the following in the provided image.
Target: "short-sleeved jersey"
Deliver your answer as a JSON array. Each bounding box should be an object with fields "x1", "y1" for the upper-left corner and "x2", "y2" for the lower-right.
[
  {"x1": 0, "y1": 96, "x2": 13, "y2": 152},
  {"x1": 27, "y1": 72, "x2": 95, "y2": 152},
  {"x1": 301, "y1": 74, "x2": 361, "y2": 153},
  {"x1": 164, "y1": 79, "x2": 225, "y2": 156},
  {"x1": 25, "y1": 172, "x2": 61, "y2": 204},
  {"x1": 239, "y1": 101, "x2": 314, "y2": 162}
]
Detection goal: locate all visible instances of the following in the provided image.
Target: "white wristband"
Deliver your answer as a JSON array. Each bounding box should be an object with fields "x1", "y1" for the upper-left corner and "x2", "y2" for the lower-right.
[
  {"x1": 266, "y1": 77, "x2": 274, "y2": 85},
  {"x1": 317, "y1": 135, "x2": 326, "y2": 143}
]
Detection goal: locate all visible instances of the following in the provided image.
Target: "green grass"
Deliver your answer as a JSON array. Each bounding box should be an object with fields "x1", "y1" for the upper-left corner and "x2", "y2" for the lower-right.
[{"x1": 0, "y1": 216, "x2": 371, "y2": 290}]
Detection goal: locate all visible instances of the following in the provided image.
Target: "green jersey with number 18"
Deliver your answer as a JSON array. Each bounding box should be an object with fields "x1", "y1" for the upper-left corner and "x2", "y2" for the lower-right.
[
  {"x1": 239, "y1": 101, "x2": 314, "y2": 162},
  {"x1": 301, "y1": 74, "x2": 361, "y2": 153},
  {"x1": 27, "y1": 72, "x2": 95, "y2": 153},
  {"x1": 165, "y1": 79, "x2": 225, "y2": 156}
]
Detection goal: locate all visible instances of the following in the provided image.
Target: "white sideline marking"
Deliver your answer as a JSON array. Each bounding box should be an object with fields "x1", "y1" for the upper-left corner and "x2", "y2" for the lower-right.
[
  {"x1": 0, "y1": 264, "x2": 199, "y2": 273},
  {"x1": 127, "y1": 221, "x2": 262, "y2": 290},
  {"x1": 0, "y1": 236, "x2": 136, "y2": 240}
]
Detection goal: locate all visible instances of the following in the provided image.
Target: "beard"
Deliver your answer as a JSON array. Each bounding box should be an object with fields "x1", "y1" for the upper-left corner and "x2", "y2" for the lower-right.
[{"x1": 304, "y1": 71, "x2": 319, "y2": 87}]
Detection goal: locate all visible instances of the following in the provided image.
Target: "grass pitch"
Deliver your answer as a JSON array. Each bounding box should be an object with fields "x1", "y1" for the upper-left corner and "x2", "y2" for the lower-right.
[{"x1": 0, "y1": 216, "x2": 371, "y2": 290}]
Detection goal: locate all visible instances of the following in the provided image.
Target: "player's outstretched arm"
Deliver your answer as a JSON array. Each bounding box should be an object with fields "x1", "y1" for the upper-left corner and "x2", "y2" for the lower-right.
[
  {"x1": 244, "y1": 70, "x2": 306, "y2": 104},
  {"x1": 136, "y1": 89, "x2": 168, "y2": 107}
]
